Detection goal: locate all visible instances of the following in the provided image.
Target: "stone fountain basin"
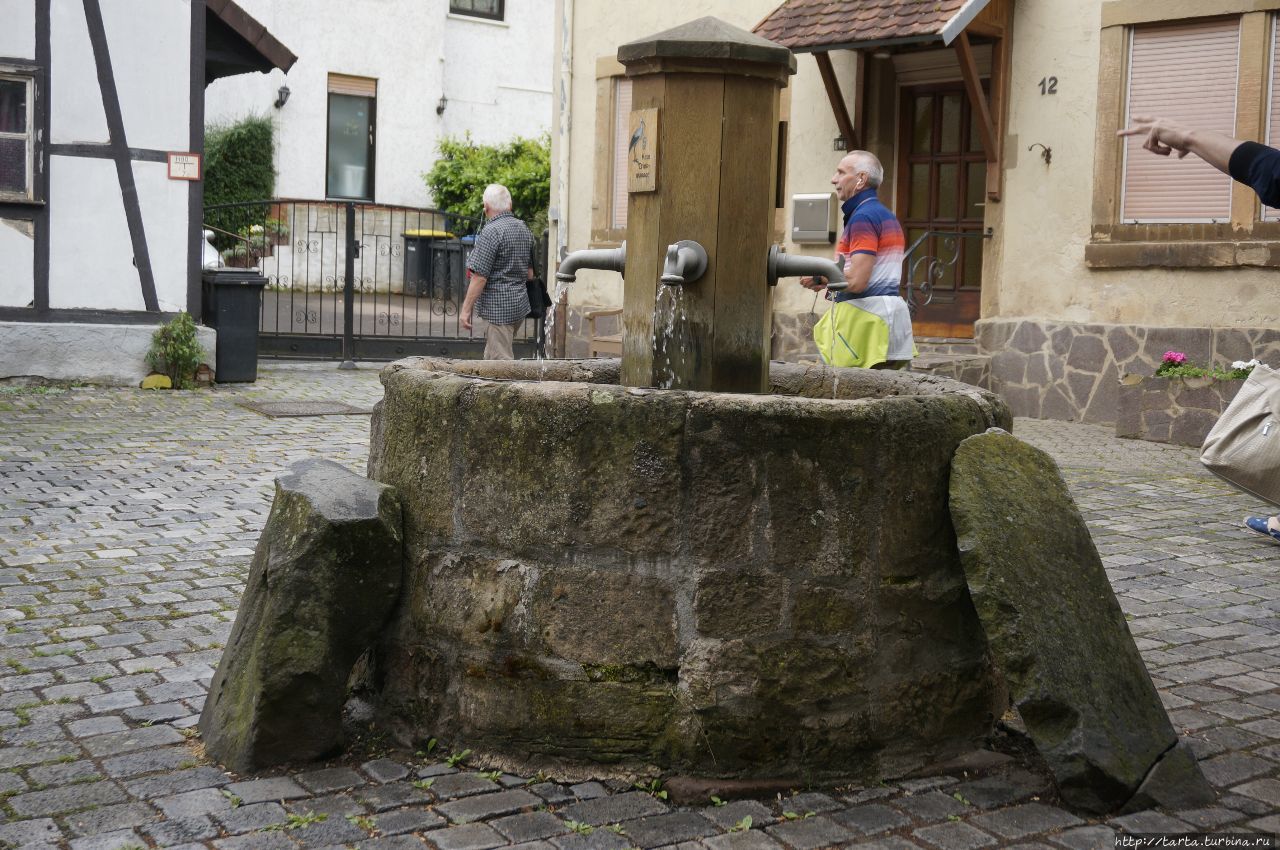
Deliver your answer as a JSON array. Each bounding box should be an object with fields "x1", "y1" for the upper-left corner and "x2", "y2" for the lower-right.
[{"x1": 366, "y1": 358, "x2": 1012, "y2": 782}]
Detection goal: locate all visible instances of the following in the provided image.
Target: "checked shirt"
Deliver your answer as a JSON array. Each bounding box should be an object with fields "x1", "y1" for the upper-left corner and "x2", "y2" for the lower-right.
[{"x1": 467, "y1": 212, "x2": 534, "y2": 325}]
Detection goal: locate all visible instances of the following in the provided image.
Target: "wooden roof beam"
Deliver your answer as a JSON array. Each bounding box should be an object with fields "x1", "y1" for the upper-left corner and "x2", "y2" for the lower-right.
[
  {"x1": 814, "y1": 51, "x2": 859, "y2": 151},
  {"x1": 955, "y1": 32, "x2": 997, "y2": 163}
]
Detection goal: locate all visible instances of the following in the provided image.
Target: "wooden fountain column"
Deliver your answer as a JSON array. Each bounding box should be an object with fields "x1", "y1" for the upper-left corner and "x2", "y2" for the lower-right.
[{"x1": 617, "y1": 18, "x2": 795, "y2": 393}]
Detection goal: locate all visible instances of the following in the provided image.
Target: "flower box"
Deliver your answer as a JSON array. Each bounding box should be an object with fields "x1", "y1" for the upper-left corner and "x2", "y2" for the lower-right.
[{"x1": 1115, "y1": 374, "x2": 1245, "y2": 448}]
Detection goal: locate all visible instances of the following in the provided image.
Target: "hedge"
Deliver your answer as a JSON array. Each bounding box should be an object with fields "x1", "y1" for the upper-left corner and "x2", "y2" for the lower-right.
[
  {"x1": 424, "y1": 133, "x2": 550, "y2": 236},
  {"x1": 204, "y1": 115, "x2": 275, "y2": 249}
]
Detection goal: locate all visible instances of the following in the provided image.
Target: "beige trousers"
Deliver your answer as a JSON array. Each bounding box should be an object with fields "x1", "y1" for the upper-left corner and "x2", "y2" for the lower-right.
[{"x1": 479, "y1": 317, "x2": 523, "y2": 360}]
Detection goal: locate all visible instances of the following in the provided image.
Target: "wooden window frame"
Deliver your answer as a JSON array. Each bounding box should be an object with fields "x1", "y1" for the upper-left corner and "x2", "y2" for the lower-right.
[
  {"x1": 1089, "y1": 2, "x2": 1280, "y2": 268},
  {"x1": 449, "y1": 0, "x2": 504, "y2": 23},
  {"x1": 0, "y1": 71, "x2": 36, "y2": 203},
  {"x1": 590, "y1": 57, "x2": 627, "y2": 247}
]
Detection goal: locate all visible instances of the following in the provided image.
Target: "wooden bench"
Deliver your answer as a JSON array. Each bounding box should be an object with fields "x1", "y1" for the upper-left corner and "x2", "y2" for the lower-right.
[{"x1": 585, "y1": 308, "x2": 623, "y2": 357}]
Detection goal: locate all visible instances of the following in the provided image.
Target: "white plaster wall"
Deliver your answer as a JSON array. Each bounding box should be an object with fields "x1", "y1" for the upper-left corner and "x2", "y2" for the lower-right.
[
  {"x1": 0, "y1": 219, "x2": 35, "y2": 307},
  {"x1": 101, "y1": 0, "x2": 191, "y2": 151},
  {"x1": 990, "y1": 0, "x2": 1280, "y2": 329},
  {"x1": 50, "y1": 0, "x2": 109, "y2": 144},
  {"x1": 133, "y1": 161, "x2": 191, "y2": 311},
  {"x1": 441, "y1": 1, "x2": 553, "y2": 146},
  {"x1": 48, "y1": 155, "x2": 142, "y2": 310},
  {"x1": 204, "y1": 0, "x2": 553, "y2": 209},
  {"x1": 0, "y1": 0, "x2": 36, "y2": 60},
  {"x1": 0, "y1": 321, "x2": 215, "y2": 385},
  {"x1": 553, "y1": 1, "x2": 847, "y2": 315}
]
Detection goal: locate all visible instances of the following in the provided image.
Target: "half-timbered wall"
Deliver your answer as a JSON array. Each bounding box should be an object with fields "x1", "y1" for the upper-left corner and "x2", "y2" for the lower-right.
[{"x1": 0, "y1": 0, "x2": 199, "y2": 318}]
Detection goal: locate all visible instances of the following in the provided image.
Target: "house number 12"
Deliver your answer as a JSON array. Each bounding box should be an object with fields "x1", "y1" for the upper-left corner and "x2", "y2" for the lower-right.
[{"x1": 1039, "y1": 76, "x2": 1058, "y2": 95}]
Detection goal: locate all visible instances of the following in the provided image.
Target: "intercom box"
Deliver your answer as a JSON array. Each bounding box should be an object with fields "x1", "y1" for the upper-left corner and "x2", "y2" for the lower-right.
[{"x1": 791, "y1": 193, "x2": 837, "y2": 244}]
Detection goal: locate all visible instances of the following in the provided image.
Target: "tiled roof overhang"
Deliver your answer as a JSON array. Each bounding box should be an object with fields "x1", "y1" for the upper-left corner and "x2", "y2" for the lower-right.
[{"x1": 753, "y1": 0, "x2": 991, "y2": 53}]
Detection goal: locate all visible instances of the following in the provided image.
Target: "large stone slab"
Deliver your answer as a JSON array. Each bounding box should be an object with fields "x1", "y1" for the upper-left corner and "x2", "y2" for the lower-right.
[
  {"x1": 949, "y1": 429, "x2": 1209, "y2": 814},
  {"x1": 369, "y1": 358, "x2": 1008, "y2": 781},
  {"x1": 200, "y1": 459, "x2": 402, "y2": 772}
]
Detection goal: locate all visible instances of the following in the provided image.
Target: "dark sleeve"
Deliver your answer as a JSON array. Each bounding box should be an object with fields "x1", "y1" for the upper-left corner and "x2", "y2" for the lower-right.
[
  {"x1": 467, "y1": 229, "x2": 497, "y2": 277},
  {"x1": 1228, "y1": 141, "x2": 1280, "y2": 208}
]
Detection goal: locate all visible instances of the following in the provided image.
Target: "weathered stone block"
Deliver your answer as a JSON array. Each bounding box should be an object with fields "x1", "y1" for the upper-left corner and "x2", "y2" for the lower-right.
[
  {"x1": 695, "y1": 571, "x2": 788, "y2": 638},
  {"x1": 1115, "y1": 375, "x2": 1244, "y2": 447},
  {"x1": 532, "y1": 568, "x2": 678, "y2": 667},
  {"x1": 200, "y1": 459, "x2": 402, "y2": 773},
  {"x1": 950, "y1": 431, "x2": 1208, "y2": 814},
  {"x1": 1121, "y1": 740, "x2": 1215, "y2": 813}
]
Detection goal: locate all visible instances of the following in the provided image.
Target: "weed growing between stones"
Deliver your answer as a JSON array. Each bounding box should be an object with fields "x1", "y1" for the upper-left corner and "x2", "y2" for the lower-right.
[{"x1": 145, "y1": 312, "x2": 205, "y2": 390}]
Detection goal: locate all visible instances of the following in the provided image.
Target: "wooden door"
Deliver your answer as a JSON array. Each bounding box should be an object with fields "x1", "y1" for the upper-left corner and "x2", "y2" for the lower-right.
[{"x1": 897, "y1": 85, "x2": 986, "y2": 339}]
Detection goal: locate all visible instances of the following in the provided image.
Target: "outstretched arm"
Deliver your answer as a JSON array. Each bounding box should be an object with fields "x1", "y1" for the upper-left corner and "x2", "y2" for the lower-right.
[{"x1": 1117, "y1": 115, "x2": 1242, "y2": 174}]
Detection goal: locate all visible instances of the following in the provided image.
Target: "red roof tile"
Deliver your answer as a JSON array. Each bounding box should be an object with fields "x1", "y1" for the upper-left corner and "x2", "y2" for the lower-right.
[{"x1": 755, "y1": 0, "x2": 970, "y2": 51}]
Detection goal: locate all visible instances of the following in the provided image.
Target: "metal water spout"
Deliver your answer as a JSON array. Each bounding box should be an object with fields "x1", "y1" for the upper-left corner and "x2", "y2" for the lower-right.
[
  {"x1": 766, "y1": 245, "x2": 848, "y2": 291},
  {"x1": 556, "y1": 242, "x2": 627, "y2": 283},
  {"x1": 659, "y1": 240, "x2": 708, "y2": 285}
]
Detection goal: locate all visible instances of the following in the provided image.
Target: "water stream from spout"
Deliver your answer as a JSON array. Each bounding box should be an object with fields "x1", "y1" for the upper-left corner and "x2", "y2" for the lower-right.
[
  {"x1": 538, "y1": 278, "x2": 572, "y2": 372},
  {"x1": 652, "y1": 284, "x2": 687, "y2": 389}
]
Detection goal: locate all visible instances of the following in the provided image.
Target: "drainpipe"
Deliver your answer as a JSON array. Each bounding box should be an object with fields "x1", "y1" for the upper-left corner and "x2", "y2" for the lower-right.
[{"x1": 553, "y1": 0, "x2": 573, "y2": 265}]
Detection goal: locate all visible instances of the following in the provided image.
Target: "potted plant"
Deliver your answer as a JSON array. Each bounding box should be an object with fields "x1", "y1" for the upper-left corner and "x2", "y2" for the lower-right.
[{"x1": 1116, "y1": 351, "x2": 1258, "y2": 447}]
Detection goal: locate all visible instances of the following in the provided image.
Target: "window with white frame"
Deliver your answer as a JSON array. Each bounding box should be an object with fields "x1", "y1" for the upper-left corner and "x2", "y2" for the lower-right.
[
  {"x1": 450, "y1": 0, "x2": 503, "y2": 21},
  {"x1": 0, "y1": 74, "x2": 34, "y2": 201},
  {"x1": 1121, "y1": 17, "x2": 1240, "y2": 223}
]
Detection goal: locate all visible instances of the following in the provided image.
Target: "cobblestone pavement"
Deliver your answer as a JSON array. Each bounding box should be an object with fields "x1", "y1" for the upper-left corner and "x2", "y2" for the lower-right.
[{"x1": 2, "y1": 363, "x2": 1280, "y2": 850}]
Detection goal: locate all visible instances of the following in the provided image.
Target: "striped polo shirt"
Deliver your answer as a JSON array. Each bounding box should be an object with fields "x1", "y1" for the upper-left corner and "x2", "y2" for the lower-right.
[{"x1": 833, "y1": 187, "x2": 906, "y2": 300}]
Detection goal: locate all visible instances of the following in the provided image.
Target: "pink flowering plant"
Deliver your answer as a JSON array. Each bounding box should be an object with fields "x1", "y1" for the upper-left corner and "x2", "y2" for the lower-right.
[{"x1": 1154, "y1": 350, "x2": 1257, "y2": 380}]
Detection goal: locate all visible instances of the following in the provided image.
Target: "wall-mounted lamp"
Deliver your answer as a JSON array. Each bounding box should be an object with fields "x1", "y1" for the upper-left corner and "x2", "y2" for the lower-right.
[
  {"x1": 1027, "y1": 142, "x2": 1052, "y2": 165},
  {"x1": 436, "y1": 95, "x2": 448, "y2": 116},
  {"x1": 273, "y1": 85, "x2": 291, "y2": 109},
  {"x1": 871, "y1": 49, "x2": 891, "y2": 59},
  {"x1": 833, "y1": 134, "x2": 847, "y2": 151}
]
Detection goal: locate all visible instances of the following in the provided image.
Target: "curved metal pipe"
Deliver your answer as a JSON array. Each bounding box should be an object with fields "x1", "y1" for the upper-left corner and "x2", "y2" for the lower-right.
[
  {"x1": 767, "y1": 245, "x2": 847, "y2": 291},
  {"x1": 660, "y1": 240, "x2": 708, "y2": 286},
  {"x1": 555, "y1": 242, "x2": 627, "y2": 283}
]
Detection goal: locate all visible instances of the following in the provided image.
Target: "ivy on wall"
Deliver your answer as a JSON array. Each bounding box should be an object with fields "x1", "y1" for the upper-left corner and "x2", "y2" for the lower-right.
[
  {"x1": 204, "y1": 115, "x2": 276, "y2": 249},
  {"x1": 424, "y1": 133, "x2": 550, "y2": 236}
]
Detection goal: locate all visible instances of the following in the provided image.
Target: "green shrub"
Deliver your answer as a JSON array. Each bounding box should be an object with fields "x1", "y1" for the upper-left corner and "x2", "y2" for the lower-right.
[
  {"x1": 146, "y1": 312, "x2": 204, "y2": 389},
  {"x1": 204, "y1": 115, "x2": 275, "y2": 250},
  {"x1": 424, "y1": 133, "x2": 550, "y2": 235}
]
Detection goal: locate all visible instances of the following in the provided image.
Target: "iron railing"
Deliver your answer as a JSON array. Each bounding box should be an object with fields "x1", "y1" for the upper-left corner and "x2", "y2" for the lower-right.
[
  {"x1": 900, "y1": 229, "x2": 991, "y2": 316},
  {"x1": 203, "y1": 199, "x2": 548, "y2": 361}
]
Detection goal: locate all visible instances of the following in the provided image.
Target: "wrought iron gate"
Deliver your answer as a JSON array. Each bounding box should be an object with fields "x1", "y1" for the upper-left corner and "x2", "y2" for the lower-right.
[{"x1": 203, "y1": 200, "x2": 547, "y2": 361}]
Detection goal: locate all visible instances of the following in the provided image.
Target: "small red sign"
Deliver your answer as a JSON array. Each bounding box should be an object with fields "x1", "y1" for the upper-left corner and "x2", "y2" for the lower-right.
[{"x1": 167, "y1": 152, "x2": 202, "y2": 181}]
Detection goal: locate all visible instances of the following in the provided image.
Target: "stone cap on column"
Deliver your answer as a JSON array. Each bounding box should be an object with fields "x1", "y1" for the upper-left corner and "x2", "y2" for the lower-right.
[{"x1": 619, "y1": 16, "x2": 797, "y2": 79}]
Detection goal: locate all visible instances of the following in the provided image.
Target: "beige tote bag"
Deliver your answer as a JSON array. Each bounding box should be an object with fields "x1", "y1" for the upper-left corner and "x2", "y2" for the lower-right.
[{"x1": 1200, "y1": 363, "x2": 1280, "y2": 506}]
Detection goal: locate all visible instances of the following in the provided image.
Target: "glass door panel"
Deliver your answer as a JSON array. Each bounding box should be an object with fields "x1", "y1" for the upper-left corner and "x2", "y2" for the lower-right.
[{"x1": 327, "y1": 94, "x2": 374, "y2": 200}]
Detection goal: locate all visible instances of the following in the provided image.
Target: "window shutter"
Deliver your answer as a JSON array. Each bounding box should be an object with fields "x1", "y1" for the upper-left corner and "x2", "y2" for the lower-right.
[
  {"x1": 1265, "y1": 15, "x2": 1280, "y2": 219},
  {"x1": 1122, "y1": 18, "x2": 1239, "y2": 223},
  {"x1": 611, "y1": 77, "x2": 632, "y2": 230},
  {"x1": 328, "y1": 73, "x2": 377, "y2": 98}
]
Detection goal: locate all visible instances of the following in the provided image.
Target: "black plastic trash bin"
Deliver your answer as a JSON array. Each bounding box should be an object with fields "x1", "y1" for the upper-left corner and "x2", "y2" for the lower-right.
[
  {"x1": 402, "y1": 230, "x2": 470, "y2": 300},
  {"x1": 202, "y1": 269, "x2": 267, "y2": 383}
]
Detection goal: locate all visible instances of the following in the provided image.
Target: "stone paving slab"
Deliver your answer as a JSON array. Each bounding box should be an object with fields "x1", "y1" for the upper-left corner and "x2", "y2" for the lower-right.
[{"x1": 1, "y1": 364, "x2": 1280, "y2": 848}]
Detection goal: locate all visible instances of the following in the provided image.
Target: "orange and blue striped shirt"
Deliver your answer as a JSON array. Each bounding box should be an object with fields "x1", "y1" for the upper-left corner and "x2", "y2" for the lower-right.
[{"x1": 834, "y1": 188, "x2": 905, "y2": 300}]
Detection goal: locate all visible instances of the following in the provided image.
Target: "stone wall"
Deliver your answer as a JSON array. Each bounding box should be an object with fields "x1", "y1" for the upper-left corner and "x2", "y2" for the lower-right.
[
  {"x1": 976, "y1": 319, "x2": 1280, "y2": 425},
  {"x1": 1115, "y1": 375, "x2": 1245, "y2": 448},
  {"x1": 367, "y1": 358, "x2": 1010, "y2": 782}
]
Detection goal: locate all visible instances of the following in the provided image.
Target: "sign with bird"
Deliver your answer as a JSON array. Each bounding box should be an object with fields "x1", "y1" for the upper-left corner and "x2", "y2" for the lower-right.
[{"x1": 627, "y1": 108, "x2": 658, "y2": 193}]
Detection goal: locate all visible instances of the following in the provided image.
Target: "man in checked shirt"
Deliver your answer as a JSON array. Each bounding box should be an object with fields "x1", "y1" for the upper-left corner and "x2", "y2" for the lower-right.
[{"x1": 461, "y1": 183, "x2": 535, "y2": 360}]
